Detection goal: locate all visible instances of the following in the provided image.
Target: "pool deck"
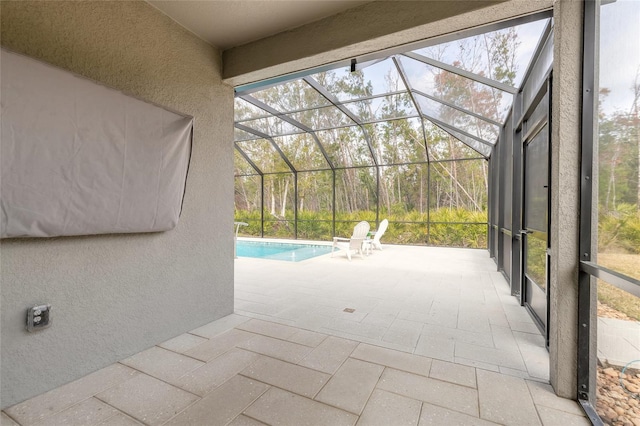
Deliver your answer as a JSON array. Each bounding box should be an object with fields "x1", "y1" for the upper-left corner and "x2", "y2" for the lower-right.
[
  {"x1": 2, "y1": 244, "x2": 590, "y2": 426},
  {"x1": 235, "y1": 243, "x2": 550, "y2": 381}
]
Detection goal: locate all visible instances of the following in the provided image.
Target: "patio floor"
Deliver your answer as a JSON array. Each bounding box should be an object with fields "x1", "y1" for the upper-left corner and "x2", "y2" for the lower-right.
[
  {"x1": 236, "y1": 243, "x2": 548, "y2": 380},
  {"x1": 2, "y1": 245, "x2": 590, "y2": 426}
]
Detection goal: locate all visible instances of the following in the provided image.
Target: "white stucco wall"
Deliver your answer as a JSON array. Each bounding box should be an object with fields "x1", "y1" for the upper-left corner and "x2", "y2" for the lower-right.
[
  {"x1": 549, "y1": 0, "x2": 583, "y2": 400},
  {"x1": 222, "y1": 0, "x2": 553, "y2": 86},
  {"x1": 0, "y1": 1, "x2": 234, "y2": 408}
]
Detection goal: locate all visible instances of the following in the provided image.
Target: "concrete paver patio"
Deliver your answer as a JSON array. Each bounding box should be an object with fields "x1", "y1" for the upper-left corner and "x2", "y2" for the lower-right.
[
  {"x1": 236, "y1": 243, "x2": 549, "y2": 381},
  {"x1": 597, "y1": 317, "x2": 640, "y2": 367},
  {"x1": 2, "y1": 244, "x2": 589, "y2": 425}
]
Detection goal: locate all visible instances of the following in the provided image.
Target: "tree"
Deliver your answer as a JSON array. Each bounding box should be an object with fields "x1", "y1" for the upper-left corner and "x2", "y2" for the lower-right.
[
  {"x1": 598, "y1": 76, "x2": 640, "y2": 214},
  {"x1": 232, "y1": 30, "x2": 524, "y2": 244}
]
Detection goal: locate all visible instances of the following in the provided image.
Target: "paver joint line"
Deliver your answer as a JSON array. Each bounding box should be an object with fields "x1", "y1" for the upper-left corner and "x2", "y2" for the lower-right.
[
  {"x1": 112, "y1": 363, "x2": 203, "y2": 399},
  {"x1": 8, "y1": 246, "x2": 591, "y2": 426}
]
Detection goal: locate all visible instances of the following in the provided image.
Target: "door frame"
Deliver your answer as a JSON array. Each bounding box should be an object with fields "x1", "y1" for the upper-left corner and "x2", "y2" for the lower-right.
[{"x1": 520, "y1": 77, "x2": 552, "y2": 346}]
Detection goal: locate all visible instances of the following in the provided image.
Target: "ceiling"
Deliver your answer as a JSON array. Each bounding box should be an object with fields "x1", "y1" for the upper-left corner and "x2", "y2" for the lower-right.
[{"x1": 147, "y1": 0, "x2": 372, "y2": 50}]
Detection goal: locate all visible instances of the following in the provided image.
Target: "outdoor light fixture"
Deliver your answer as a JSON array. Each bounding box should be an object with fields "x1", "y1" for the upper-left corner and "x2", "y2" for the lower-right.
[{"x1": 350, "y1": 58, "x2": 357, "y2": 72}]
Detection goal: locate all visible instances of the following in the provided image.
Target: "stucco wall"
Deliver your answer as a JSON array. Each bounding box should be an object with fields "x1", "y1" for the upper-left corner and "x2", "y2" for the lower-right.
[
  {"x1": 549, "y1": 0, "x2": 583, "y2": 400},
  {"x1": 0, "y1": 1, "x2": 234, "y2": 408},
  {"x1": 223, "y1": 0, "x2": 553, "y2": 87}
]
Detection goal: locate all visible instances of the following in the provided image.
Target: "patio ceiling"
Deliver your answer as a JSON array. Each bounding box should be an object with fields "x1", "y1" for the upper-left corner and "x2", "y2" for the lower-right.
[
  {"x1": 234, "y1": 16, "x2": 552, "y2": 175},
  {"x1": 147, "y1": 1, "x2": 372, "y2": 50}
]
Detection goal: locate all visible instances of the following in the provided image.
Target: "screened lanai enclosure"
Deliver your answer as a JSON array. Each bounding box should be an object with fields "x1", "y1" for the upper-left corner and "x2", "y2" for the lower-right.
[
  {"x1": 233, "y1": 15, "x2": 552, "y2": 249},
  {"x1": 233, "y1": 4, "x2": 640, "y2": 423}
]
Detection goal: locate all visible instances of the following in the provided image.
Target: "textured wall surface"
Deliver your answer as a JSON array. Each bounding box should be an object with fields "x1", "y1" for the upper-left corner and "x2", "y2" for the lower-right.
[
  {"x1": 549, "y1": 0, "x2": 583, "y2": 400},
  {"x1": 222, "y1": 0, "x2": 553, "y2": 86},
  {"x1": 0, "y1": 1, "x2": 234, "y2": 408}
]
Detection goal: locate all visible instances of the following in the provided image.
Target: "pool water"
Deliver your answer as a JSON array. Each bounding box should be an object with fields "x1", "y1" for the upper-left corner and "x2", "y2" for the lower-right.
[{"x1": 236, "y1": 241, "x2": 332, "y2": 262}]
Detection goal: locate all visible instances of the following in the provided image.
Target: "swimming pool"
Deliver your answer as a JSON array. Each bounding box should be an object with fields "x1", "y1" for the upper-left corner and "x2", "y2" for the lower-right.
[{"x1": 236, "y1": 240, "x2": 332, "y2": 262}]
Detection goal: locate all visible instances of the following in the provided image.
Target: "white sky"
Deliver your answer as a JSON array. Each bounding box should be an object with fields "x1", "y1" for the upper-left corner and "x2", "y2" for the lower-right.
[
  {"x1": 599, "y1": 0, "x2": 640, "y2": 116},
  {"x1": 416, "y1": 19, "x2": 548, "y2": 88}
]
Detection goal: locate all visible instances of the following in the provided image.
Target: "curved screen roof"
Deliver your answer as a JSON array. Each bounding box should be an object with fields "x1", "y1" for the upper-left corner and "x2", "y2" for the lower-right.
[{"x1": 234, "y1": 17, "x2": 551, "y2": 175}]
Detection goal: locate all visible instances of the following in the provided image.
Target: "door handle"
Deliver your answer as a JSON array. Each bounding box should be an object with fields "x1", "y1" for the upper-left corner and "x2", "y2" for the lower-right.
[{"x1": 520, "y1": 229, "x2": 533, "y2": 235}]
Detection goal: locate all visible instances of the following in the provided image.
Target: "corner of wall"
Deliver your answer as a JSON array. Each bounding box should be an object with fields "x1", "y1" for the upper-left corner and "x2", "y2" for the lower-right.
[
  {"x1": 548, "y1": 0, "x2": 584, "y2": 400},
  {"x1": 0, "y1": 0, "x2": 234, "y2": 408}
]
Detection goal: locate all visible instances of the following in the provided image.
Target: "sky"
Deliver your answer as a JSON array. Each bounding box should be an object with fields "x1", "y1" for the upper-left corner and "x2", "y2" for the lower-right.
[
  {"x1": 415, "y1": 19, "x2": 549, "y2": 88},
  {"x1": 599, "y1": 0, "x2": 640, "y2": 116},
  {"x1": 309, "y1": 9, "x2": 638, "y2": 125},
  {"x1": 313, "y1": 18, "x2": 550, "y2": 128},
  {"x1": 240, "y1": 6, "x2": 639, "y2": 147}
]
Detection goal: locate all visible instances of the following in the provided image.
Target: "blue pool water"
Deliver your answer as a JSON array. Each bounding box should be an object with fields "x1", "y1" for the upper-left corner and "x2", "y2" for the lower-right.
[{"x1": 236, "y1": 241, "x2": 332, "y2": 262}]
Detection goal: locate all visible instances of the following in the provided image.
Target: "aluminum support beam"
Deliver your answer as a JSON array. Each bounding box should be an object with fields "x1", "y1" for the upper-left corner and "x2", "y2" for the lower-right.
[
  {"x1": 235, "y1": 123, "x2": 297, "y2": 173},
  {"x1": 580, "y1": 262, "x2": 640, "y2": 298},
  {"x1": 403, "y1": 52, "x2": 518, "y2": 95},
  {"x1": 519, "y1": 19, "x2": 554, "y2": 96},
  {"x1": 304, "y1": 76, "x2": 379, "y2": 167},
  {"x1": 577, "y1": 0, "x2": 599, "y2": 411},
  {"x1": 412, "y1": 88, "x2": 502, "y2": 127},
  {"x1": 392, "y1": 56, "x2": 431, "y2": 162},
  {"x1": 240, "y1": 95, "x2": 336, "y2": 170},
  {"x1": 394, "y1": 55, "x2": 491, "y2": 158},
  {"x1": 420, "y1": 112, "x2": 494, "y2": 147},
  {"x1": 235, "y1": 90, "x2": 407, "y2": 122},
  {"x1": 394, "y1": 58, "x2": 493, "y2": 157},
  {"x1": 234, "y1": 145, "x2": 264, "y2": 175},
  {"x1": 511, "y1": 92, "x2": 524, "y2": 300}
]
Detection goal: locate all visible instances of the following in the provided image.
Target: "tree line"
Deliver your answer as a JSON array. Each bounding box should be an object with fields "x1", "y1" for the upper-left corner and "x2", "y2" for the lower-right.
[{"x1": 234, "y1": 28, "x2": 523, "y2": 247}]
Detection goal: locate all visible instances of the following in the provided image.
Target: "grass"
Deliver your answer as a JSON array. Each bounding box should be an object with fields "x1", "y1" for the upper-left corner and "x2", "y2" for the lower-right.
[
  {"x1": 597, "y1": 282, "x2": 640, "y2": 321},
  {"x1": 596, "y1": 252, "x2": 640, "y2": 321},
  {"x1": 597, "y1": 253, "x2": 640, "y2": 281}
]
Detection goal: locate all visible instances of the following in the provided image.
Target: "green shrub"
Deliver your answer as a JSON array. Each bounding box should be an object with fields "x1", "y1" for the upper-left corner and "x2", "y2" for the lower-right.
[
  {"x1": 235, "y1": 207, "x2": 488, "y2": 248},
  {"x1": 598, "y1": 204, "x2": 640, "y2": 254}
]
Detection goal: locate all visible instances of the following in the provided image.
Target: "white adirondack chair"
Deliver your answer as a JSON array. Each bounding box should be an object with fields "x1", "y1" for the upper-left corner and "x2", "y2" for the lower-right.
[
  {"x1": 331, "y1": 221, "x2": 370, "y2": 261},
  {"x1": 369, "y1": 218, "x2": 389, "y2": 251}
]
